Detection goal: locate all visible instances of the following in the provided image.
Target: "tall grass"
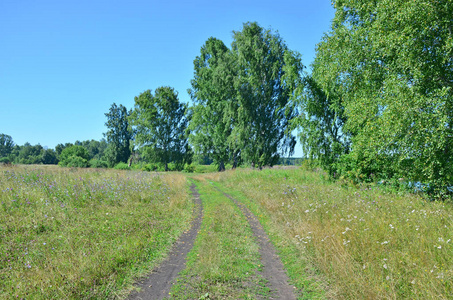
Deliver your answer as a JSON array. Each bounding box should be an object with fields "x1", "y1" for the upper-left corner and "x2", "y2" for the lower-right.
[
  {"x1": 214, "y1": 168, "x2": 453, "y2": 299},
  {"x1": 0, "y1": 165, "x2": 192, "y2": 299}
]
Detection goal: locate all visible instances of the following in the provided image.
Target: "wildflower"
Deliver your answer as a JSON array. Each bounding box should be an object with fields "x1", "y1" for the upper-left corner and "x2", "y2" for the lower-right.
[{"x1": 383, "y1": 264, "x2": 388, "y2": 269}]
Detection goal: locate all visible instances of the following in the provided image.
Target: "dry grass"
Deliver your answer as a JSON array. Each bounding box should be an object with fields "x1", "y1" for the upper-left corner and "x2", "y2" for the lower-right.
[{"x1": 214, "y1": 168, "x2": 453, "y2": 299}]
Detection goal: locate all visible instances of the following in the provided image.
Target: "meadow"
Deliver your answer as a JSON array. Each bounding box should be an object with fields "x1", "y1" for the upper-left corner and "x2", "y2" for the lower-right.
[
  {"x1": 0, "y1": 165, "x2": 193, "y2": 299},
  {"x1": 1, "y1": 165, "x2": 452, "y2": 299}
]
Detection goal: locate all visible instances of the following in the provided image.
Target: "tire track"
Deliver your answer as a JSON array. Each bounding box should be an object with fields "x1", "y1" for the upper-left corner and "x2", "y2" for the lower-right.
[
  {"x1": 128, "y1": 183, "x2": 203, "y2": 300},
  {"x1": 215, "y1": 186, "x2": 297, "y2": 300}
]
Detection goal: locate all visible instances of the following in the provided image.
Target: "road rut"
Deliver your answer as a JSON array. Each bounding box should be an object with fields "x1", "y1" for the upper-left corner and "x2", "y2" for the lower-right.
[{"x1": 128, "y1": 184, "x2": 203, "y2": 300}]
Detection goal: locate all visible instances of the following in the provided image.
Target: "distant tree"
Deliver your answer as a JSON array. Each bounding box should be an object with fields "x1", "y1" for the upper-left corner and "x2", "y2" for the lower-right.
[
  {"x1": 55, "y1": 143, "x2": 73, "y2": 158},
  {"x1": 18, "y1": 143, "x2": 44, "y2": 164},
  {"x1": 188, "y1": 37, "x2": 238, "y2": 171},
  {"x1": 42, "y1": 149, "x2": 58, "y2": 165},
  {"x1": 0, "y1": 134, "x2": 14, "y2": 158},
  {"x1": 58, "y1": 145, "x2": 90, "y2": 167},
  {"x1": 130, "y1": 87, "x2": 190, "y2": 171},
  {"x1": 104, "y1": 103, "x2": 132, "y2": 167},
  {"x1": 231, "y1": 22, "x2": 302, "y2": 168}
]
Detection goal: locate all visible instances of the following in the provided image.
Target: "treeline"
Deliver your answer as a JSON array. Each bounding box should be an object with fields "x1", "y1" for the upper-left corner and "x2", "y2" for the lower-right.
[
  {"x1": 1, "y1": 0, "x2": 452, "y2": 196},
  {"x1": 0, "y1": 135, "x2": 109, "y2": 167}
]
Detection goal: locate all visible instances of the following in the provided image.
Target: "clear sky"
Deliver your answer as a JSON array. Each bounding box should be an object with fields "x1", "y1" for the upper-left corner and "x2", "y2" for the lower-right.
[{"x1": 0, "y1": 0, "x2": 334, "y2": 157}]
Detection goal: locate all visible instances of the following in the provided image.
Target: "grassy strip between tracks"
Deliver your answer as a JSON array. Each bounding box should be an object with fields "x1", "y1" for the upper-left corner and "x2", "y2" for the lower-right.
[
  {"x1": 0, "y1": 165, "x2": 193, "y2": 299},
  {"x1": 167, "y1": 178, "x2": 269, "y2": 299}
]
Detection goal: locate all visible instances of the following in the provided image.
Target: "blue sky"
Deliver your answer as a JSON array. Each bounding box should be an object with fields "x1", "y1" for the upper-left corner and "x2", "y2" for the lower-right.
[{"x1": 0, "y1": 0, "x2": 334, "y2": 157}]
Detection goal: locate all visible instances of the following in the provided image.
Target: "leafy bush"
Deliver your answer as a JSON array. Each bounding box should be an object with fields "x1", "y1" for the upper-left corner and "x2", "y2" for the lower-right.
[
  {"x1": 89, "y1": 159, "x2": 108, "y2": 168},
  {"x1": 0, "y1": 157, "x2": 11, "y2": 164},
  {"x1": 114, "y1": 162, "x2": 130, "y2": 170},
  {"x1": 183, "y1": 163, "x2": 196, "y2": 173},
  {"x1": 59, "y1": 146, "x2": 90, "y2": 167},
  {"x1": 62, "y1": 155, "x2": 89, "y2": 168}
]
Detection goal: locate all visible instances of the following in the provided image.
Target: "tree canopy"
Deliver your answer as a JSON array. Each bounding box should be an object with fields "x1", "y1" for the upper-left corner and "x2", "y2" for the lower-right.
[
  {"x1": 189, "y1": 37, "x2": 238, "y2": 171},
  {"x1": 304, "y1": 0, "x2": 453, "y2": 194},
  {"x1": 130, "y1": 87, "x2": 190, "y2": 171},
  {"x1": 104, "y1": 103, "x2": 132, "y2": 167},
  {"x1": 189, "y1": 22, "x2": 303, "y2": 169}
]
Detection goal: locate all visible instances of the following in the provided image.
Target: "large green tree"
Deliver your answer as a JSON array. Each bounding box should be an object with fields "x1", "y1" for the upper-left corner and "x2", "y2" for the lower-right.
[
  {"x1": 130, "y1": 87, "x2": 190, "y2": 171},
  {"x1": 104, "y1": 103, "x2": 132, "y2": 167},
  {"x1": 188, "y1": 37, "x2": 238, "y2": 171},
  {"x1": 231, "y1": 22, "x2": 302, "y2": 168},
  {"x1": 312, "y1": 0, "x2": 453, "y2": 192}
]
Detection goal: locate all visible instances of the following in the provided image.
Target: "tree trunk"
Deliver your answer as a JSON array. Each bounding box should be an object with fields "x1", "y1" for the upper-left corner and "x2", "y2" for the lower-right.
[
  {"x1": 232, "y1": 152, "x2": 238, "y2": 169},
  {"x1": 218, "y1": 161, "x2": 225, "y2": 172}
]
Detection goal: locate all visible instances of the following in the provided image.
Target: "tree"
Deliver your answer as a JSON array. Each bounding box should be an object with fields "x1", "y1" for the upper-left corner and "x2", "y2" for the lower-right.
[
  {"x1": 18, "y1": 143, "x2": 43, "y2": 164},
  {"x1": 130, "y1": 87, "x2": 190, "y2": 171},
  {"x1": 314, "y1": 0, "x2": 453, "y2": 192},
  {"x1": 231, "y1": 22, "x2": 302, "y2": 169},
  {"x1": 42, "y1": 149, "x2": 58, "y2": 165},
  {"x1": 104, "y1": 103, "x2": 132, "y2": 167},
  {"x1": 0, "y1": 134, "x2": 14, "y2": 158},
  {"x1": 188, "y1": 37, "x2": 238, "y2": 171},
  {"x1": 58, "y1": 145, "x2": 90, "y2": 167}
]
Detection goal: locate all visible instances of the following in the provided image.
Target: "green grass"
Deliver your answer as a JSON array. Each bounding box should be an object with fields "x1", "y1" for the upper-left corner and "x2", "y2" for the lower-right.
[
  {"x1": 0, "y1": 165, "x2": 193, "y2": 299},
  {"x1": 3, "y1": 165, "x2": 452, "y2": 299},
  {"x1": 168, "y1": 178, "x2": 269, "y2": 299},
  {"x1": 206, "y1": 168, "x2": 453, "y2": 299}
]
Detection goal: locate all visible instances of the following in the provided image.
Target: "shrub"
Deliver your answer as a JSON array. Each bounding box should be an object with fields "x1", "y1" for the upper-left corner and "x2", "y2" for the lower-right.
[
  {"x1": 114, "y1": 162, "x2": 130, "y2": 170},
  {"x1": 61, "y1": 155, "x2": 89, "y2": 168},
  {"x1": 0, "y1": 157, "x2": 11, "y2": 164},
  {"x1": 59, "y1": 146, "x2": 90, "y2": 167},
  {"x1": 89, "y1": 159, "x2": 108, "y2": 168},
  {"x1": 183, "y1": 163, "x2": 196, "y2": 173}
]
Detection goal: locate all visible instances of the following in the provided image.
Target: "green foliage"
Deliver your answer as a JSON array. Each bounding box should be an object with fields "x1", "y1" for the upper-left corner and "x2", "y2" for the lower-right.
[
  {"x1": 42, "y1": 149, "x2": 58, "y2": 165},
  {"x1": 189, "y1": 22, "x2": 303, "y2": 170},
  {"x1": 17, "y1": 143, "x2": 44, "y2": 164},
  {"x1": 307, "y1": 0, "x2": 453, "y2": 195},
  {"x1": 183, "y1": 163, "x2": 196, "y2": 173},
  {"x1": 0, "y1": 133, "x2": 14, "y2": 158},
  {"x1": 231, "y1": 22, "x2": 302, "y2": 168},
  {"x1": 130, "y1": 87, "x2": 191, "y2": 171},
  {"x1": 292, "y1": 75, "x2": 350, "y2": 176},
  {"x1": 89, "y1": 159, "x2": 108, "y2": 168},
  {"x1": 189, "y1": 37, "x2": 238, "y2": 171},
  {"x1": 104, "y1": 103, "x2": 132, "y2": 167},
  {"x1": 0, "y1": 157, "x2": 11, "y2": 164},
  {"x1": 63, "y1": 155, "x2": 89, "y2": 168},
  {"x1": 59, "y1": 145, "x2": 90, "y2": 168},
  {"x1": 113, "y1": 162, "x2": 130, "y2": 170}
]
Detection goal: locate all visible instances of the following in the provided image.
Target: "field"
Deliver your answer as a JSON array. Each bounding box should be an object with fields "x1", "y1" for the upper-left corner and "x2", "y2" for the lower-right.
[
  {"x1": 1, "y1": 165, "x2": 452, "y2": 299},
  {"x1": 0, "y1": 165, "x2": 192, "y2": 299}
]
